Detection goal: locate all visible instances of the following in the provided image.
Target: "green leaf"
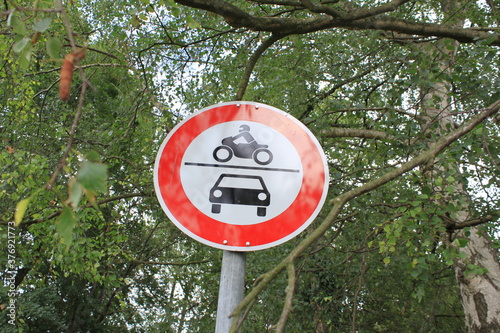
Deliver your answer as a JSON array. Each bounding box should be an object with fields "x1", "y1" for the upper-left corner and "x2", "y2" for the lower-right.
[
  {"x1": 13, "y1": 37, "x2": 30, "y2": 53},
  {"x1": 56, "y1": 207, "x2": 76, "y2": 247},
  {"x1": 9, "y1": 14, "x2": 27, "y2": 36},
  {"x1": 6, "y1": 9, "x2": 14, "y2": 26},
  {"x1": 187, "y1": 16, "x2": 201, "y2": 29},
  {"x1": 454, "y1": 238, "x2": 468, "y2": 248},
  {"x1": 431, "y1": 215, "x2": 442, "y2": 224},
  {"x1": 77, "y1": 161, "x2": 108, "y2": 198},
  {"x1": 15, "y1": 197, "x2": 32, "y2": 227},
  {"x1": 86, "y1": 150, "x2": 101, "y2": 163},
  {"x1": 464, "y1": 264, "x2": 489, "y2": 278},
  {"x1": 18, "y1": 54, "x2": 30, "y2": 71},
  {"x1": 14, "y1": 189, "x2": 41, "y2": 226},
  {"x1": 413, "y1": 284, "x2": 425, "y2": 302},
  {"x1": 435, "y1": 177, "x2": 443, "y2": 186},
  {"x1": 18, "y1": 43, "x2": 33, "y2": 71},
  {"x1": 67, "y1": 179, "x2": 84, "y2": 209},
  {"x1": 46, "y1": 36, "x2": 62, "y2": 59},
  {"x1": 33, "y1": 18, "x2": 52, "y2": 32},
  {"x1": 475, "y1": 34, "x2": 498, "y2": 45}
]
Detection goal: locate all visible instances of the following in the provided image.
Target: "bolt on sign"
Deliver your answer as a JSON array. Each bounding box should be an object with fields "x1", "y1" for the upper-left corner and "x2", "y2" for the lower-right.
[{"x1": 154, "y1": 102, "x2": 329, "y2": 251}]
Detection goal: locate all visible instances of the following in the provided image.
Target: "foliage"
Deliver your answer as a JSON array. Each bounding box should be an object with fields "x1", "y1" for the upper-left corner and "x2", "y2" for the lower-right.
[{"x1": 1, "y1": 0, "x2": 499, "y2": 332}]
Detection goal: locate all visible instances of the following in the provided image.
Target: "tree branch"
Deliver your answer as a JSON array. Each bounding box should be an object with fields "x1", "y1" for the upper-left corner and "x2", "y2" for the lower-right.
[
  {"x1": 445, "y1": 214, "x2": 499, "y2": 231},
  {"x1": 345, "y1": 0, "x2": 414, "y2": 21},
  {"x1": 348, "y1": 17, "x2": 500, "y2": 46},
  {"x1": 351, "y1": 252, "x2": 368, "y2": 333},
  {"x1": 175, "y1": 0, "x2": 500, "y2": 46},
  {"x1": 45, "y1": 0, "x2": 91, "y2": 190},
  {"x1": 26, "y1": 63, "x2": 125, "y2": 77},
  {"x1": 21, "y1": 193, "x2": 145, "y2": 227},
  {"x1": 235, "y1": 33, "x2": 286, "y2": 100},
  {"x1": 131, "y1": 259, "x2": 210, "y2": 266},
  {"x1": 339, "y1": 100, "x2": 500, "y2": 202},
  {"x1": 320, "y1": 127, "x2": 392, "y2": 140},
  {"x1": 275, "y1": 262, "x2": 296, "y2": 332},
  {"x1": 300, "y1": 0, "x2": 346, "y2": 19},
  {"x1": 45, "y1": 81, "x2": 87, "y2": 190},
  {"x1": 228, "y1": 99, "x2": 500, "y2": 330}
]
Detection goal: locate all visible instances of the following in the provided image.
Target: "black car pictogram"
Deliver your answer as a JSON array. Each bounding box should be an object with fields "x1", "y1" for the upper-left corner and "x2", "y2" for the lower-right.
[{"x1": 209, "y1": 174, "x2": 270, "y2": 217}]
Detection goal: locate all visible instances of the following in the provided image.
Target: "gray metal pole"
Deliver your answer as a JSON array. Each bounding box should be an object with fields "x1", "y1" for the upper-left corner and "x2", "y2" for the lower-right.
[{"x1": 215, "y1": 250, "x2": 246, "y2": 333}]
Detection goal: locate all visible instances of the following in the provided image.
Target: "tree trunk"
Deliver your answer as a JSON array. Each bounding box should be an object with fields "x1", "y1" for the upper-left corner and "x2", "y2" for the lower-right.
[
  {"x1": 418, "y1": 15, "x2": 500, "y2": 329},
  {"x1": 421, "y1": 71, "x2": 500, "y2": 333},
  {"x1": 453, "y1": 227, "x2": 500, "y2": 332}
]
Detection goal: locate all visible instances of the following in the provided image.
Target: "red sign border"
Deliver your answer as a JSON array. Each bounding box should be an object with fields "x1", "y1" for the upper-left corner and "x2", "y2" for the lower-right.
[{"x1": 154, "y1": 102, "x2": 329, "y2": 251}]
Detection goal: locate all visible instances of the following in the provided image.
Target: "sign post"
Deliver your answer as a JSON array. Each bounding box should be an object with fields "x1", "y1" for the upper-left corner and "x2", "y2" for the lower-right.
[
  {"x1": 215, "y1": 251, "x2": 246, "y2": 332},
  {"x1": 154, "y1": 101, "x2": 329, "y2": 330}
]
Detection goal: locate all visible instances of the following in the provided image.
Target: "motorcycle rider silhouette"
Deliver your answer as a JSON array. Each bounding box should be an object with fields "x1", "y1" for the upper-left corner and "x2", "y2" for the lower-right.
[{"x1": 213, "y1": 124, "x2": 273, "y2": 165}]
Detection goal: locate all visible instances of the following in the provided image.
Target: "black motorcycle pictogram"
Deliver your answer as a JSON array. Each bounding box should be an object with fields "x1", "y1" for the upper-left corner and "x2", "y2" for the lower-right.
[{"x1": 212, "y1": 124, "x2": 273, "y2": 165}]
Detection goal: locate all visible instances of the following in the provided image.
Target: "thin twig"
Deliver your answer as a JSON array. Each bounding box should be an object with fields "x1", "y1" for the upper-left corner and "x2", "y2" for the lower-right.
[
  {"x1": 351, "y1": 252, "x2": 368, "y2": 333},
  {"x1": 234, "y1": 298, "x2": 257, "y2": 332},
  {"x1": 45, "y1": 82, "x2": 87, "y2": 189},
  {"x1": 26, "y1": 63, "x2": 125, "y2": 76},
  {"x1": 482, "y1": 126, "x2": 500, "y2": 173},
  {"x1": 56, "y1": 0, "x2": 77, "y2": 51},
  {"x1": 275, "y1": 262, "x2": 296, "y2": 332}
]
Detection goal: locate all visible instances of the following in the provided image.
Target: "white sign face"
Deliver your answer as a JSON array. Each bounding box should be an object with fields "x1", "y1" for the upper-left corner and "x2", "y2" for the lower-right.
[
  {"x1": 154, "y1": 101, "x2": 329, "y2": 251},
  {"x1": 180, "y1": 121, "x2": 303, "y2": 225}
]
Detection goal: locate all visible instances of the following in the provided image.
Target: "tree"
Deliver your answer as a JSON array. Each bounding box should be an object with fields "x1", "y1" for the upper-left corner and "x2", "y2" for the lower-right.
[{"x1": 1, "y1": 0, "x2": 499, "y2": 332}]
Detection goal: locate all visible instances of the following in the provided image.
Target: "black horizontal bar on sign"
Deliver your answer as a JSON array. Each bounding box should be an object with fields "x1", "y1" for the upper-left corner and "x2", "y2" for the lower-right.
[{"x1": 184, "y1": 162, "x2": 300, "y2": 173}]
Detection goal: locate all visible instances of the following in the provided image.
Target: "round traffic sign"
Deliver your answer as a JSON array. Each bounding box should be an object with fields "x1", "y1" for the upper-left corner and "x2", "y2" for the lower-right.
[{"x1": 154, "y1": 101, "x2": 329, "y2": 251}]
